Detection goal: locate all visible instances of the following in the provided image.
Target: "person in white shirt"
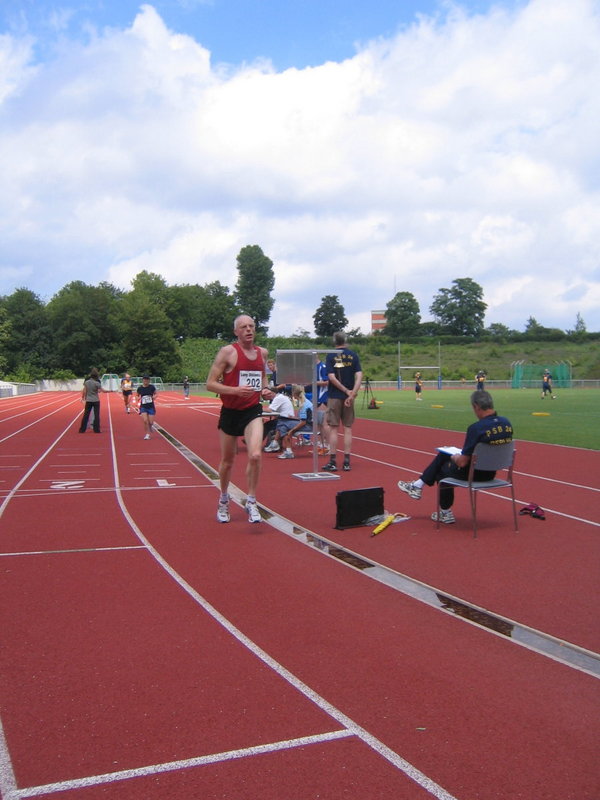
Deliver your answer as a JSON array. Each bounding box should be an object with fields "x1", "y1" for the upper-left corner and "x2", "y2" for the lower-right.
[{"x1": 262, "y1": 388, "x2": 294, "y2": 452}]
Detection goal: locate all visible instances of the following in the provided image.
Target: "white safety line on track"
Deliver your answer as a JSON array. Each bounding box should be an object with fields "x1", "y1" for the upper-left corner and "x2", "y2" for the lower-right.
[
  {"x1": 6, "y1": 731, "x2": 354, "y2": 798},
  {"x1": 0, "y1": 398, "x2": 80, "y2": 446},
  {"x1": 356, "y1": 435, "x2": 599, "y2": 493}
]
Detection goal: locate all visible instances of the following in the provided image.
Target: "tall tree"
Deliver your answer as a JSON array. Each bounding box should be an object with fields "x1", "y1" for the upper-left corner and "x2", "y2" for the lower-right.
[
  {"x1": 234, "y1": 245, "x2": 275, "y2": 334},
  {"x1": 115, "y1": 292, "x2": 181, "y2": 378},
  {"x1": 313, "y1": 295, "x2": 348, "y2": 338},
  {"x1": 384, "y1": 291, "x2": 421, "y2": 339},
  {"x1": 0, "y1": 305, "x2": 11, "y2": 375},
  {"x1": 165, "y1": 282, "x2": 238, "y2": 340},
  {"x1": 429, "y1": 278, "x2": 487, "y2": 337},
  {"x1": 131, "y1": 271, "x2": 169, "y2": 308},
  {"x1": 46, "y1": 281, "x2": 121, "y2": 374},
  {"x1": 197, "y1": 281, "x2": 240, "y2": 338},
  {"x1": 1, "y1": 288, "x2": 52, "y2": 376}
]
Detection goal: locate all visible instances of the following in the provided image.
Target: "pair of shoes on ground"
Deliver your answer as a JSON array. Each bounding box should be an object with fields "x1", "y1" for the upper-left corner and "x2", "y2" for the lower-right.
[
  {"x1": 216, "y1": 499, "x2": 262, "y2": 524},
  {"x1": 398, "y1": 481, "x2": 455, "y2": 523},
  {"x1": 264, "y1": 441, "x2": 280, "y2": 452},
  {"x1": 431, "y1": 509, "x2": 456, "y2": 524},
  {"x1": 322, "y1": 460, "x2": 351, "y2": 472}
]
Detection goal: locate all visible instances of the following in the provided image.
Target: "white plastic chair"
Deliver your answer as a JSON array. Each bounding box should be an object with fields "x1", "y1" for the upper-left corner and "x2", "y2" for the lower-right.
[{"x1": 437, "y1": 441, "x2": 518, "y2": 538}]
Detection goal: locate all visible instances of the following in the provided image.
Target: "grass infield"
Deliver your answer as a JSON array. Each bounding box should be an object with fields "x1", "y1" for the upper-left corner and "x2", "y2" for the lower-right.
[
  {"x1": 354, "y1": 388, "x2": 600, "y2": 450},
  {"x1": 196, "y1": 388, "x2": 599, "y2": 450}
]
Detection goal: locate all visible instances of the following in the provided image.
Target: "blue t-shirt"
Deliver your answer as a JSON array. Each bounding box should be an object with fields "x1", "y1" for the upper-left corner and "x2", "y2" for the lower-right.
[
  {"x1": 462, "y1": 414, "x2": 513, "y2": 456},
  {"x1": 326, "y1": 348, "x2": 362, "y2": 400},
  {"x1": 305, "y1": 361, "x2": 329, "y2": 404},
  {"x1": 299, "y1": 398, "x2": 313, "y2": 422},
  {"x1": 137, "y1": 384, "x2": 156, "y2": 410}
]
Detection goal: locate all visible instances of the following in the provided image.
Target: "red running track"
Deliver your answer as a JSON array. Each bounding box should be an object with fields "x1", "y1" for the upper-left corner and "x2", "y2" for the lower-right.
[{"x1": 0, "y1": 391, "x2": 598, "y2": 800}]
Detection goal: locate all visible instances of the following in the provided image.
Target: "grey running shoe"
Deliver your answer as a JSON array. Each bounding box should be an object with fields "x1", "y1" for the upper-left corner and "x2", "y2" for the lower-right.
[
  {"x1": 431, "y1": 509, "x2": 456, "y2": 524},
  {"x1": 217, "y1": 500, "x2": 230, "y2": 523},
  {"x1": 277, "y1": 451, "x2": 295, "y2": 459},
  {"x1": 398, "y1": 480, "x2": 422, "y2": 500},
  {"x1": 246, "y1": 501, "x2": 262, "y2": 523},
  {"x1": 264, "y1": 441, "x2": 280, "y2": 452}
]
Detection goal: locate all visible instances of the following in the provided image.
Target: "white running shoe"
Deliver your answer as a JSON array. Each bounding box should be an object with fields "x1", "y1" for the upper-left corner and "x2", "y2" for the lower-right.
[
  {"x1": 246, "y1": 501, "x2": 261, "y2": 523},
  {"x1": 277, "y1": 451, "x2": 294, "y2": 459},
  {"x1": 217, "y1": 500, "x2": 230, "y2": 523},
  {"x1": 264, "y1": 441, "x2": 280, "y2": 452},
  {"x1": 144, "y1": 434, "x2": 151, "y2": 440},
  {"x1": 431, "y1": 509, "x2": 456, "y2": 524},
  {"x1": 398, "y1": 480, "x2": 422, "y2": 500}
]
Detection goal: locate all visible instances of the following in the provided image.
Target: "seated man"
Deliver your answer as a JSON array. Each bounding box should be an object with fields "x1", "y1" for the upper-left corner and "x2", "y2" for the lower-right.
[
  {"x1": 277, "y1": 385, "x2": 313, "y2": 460},
  {"x1": 398, "y1": 390, "x2": 513, "y2": 524},
  {"x1": 262, "y1": 387, "x2": 295, "y2": 452}
]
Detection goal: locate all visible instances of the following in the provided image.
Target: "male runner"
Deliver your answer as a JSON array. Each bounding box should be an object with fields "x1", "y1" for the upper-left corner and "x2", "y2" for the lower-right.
[{"x1": 206, "y1": 315, "x2": 269, "y2": 523}]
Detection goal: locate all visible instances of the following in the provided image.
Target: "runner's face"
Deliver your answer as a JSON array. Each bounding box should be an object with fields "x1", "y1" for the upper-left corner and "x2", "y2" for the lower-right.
[{"x1": 235, "y1": 317, "x2": 255, "y2": 343}]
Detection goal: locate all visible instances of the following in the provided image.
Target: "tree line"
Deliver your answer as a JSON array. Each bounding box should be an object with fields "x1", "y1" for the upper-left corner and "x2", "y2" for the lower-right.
[{"x1": 0, "y1": 243, "x2": 593, "y2": 382}]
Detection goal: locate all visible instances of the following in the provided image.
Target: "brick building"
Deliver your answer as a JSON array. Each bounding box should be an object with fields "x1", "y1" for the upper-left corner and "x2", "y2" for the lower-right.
[{"x1": 371, "y1": 310, "x2": 387, "y2": 333}]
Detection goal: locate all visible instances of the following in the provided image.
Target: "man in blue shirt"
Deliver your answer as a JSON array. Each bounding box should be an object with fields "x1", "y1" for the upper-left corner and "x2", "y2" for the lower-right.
[
  {"x1": 398, "y1": 390, "x2": 513, "y2": 524},
  {"x1": 305, "y1": 355, "x2": 330, "y2": 453},
  {"x1": 541, "y1": 370, "x2": 556, "y2": 399},
  {"x1": 322, "y1": 332, "x2": 363, "y2": 472}
]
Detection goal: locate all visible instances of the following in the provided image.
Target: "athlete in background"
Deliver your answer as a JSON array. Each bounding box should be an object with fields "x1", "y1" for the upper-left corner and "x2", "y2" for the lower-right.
[
  {"x1": 415, "y1": 372, "x2": 423, "y2": 400},
  {"x1": 120, "y1": 373, "x2": 133, "y2": 413},
  {"x1": 541, "y1": 370, "x2": 556, "y2": 399},
  {"x1": 137, "y1": 375, "x2": 157, "y2": 439}
]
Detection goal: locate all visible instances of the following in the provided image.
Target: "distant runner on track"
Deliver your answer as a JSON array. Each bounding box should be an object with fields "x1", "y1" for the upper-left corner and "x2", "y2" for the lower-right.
[
  {"x1": 137, "y1": 375, "x2": 158, "y2": 439},
  {"x1": 206, "y1": 314, "x2": 268, "y2": 525},
  {"x1": 120, "y1": 372, "x2": 133, "y2": 413}
]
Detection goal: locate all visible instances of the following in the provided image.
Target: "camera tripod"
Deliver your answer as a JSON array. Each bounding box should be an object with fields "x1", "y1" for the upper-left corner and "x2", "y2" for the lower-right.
[{"x1": 362, "y1": 377, "x2": 380, "y2": 409}]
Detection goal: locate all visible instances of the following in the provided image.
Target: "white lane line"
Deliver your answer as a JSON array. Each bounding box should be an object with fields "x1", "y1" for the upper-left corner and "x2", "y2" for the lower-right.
[
  {"x1": 0, "y1": 398, "x2": 73, "y2": 426},
  {"x1": 0, "y1": 411, "x2": 82, "y2": 521},
  {"x1": 356, "y1": 436, "x2": 599, "y2": 492},
  {"x1": 2, "y1": 484, "x2": 206, "y2": 499},
  {"x1": 8, "y1": 731, "x2": 353, "y2": 798},
  {"x1": 0, "y1": 717, "x2": 18, "y2": 799},
  {"x1": 0, "y1": 398, "x2": 80, "y2": 444},
  {"x1": 0, "y1": 546, "x2": 147, "y2": 558},
  {"x1": 106, "y1": 403, "x2": 459, "y2": 800}
]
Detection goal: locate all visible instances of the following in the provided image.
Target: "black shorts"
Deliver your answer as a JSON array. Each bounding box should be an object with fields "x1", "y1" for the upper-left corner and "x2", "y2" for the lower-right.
[{"x1": 218, "y1": 404, "x2": 263, "y2": 437}]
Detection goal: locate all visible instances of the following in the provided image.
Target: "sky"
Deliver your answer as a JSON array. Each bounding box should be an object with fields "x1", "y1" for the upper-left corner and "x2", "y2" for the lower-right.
[{"x1": 1, "y1": 0, "x2": 599, "y2": 336}]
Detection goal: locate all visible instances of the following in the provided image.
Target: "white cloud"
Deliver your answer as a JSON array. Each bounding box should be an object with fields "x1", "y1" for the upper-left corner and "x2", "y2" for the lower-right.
[{"x1": 1, "y1": 0, "x2": 599, "y2": 333}]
